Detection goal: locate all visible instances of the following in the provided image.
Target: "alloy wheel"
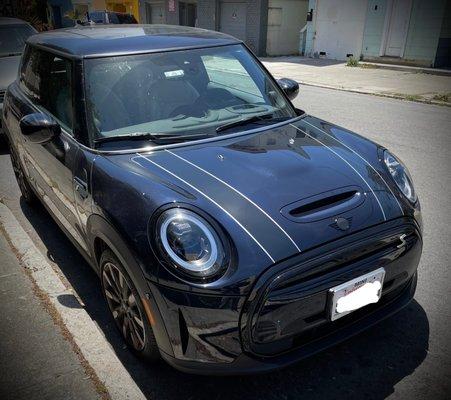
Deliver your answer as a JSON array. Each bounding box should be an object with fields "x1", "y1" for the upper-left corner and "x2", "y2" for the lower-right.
[{"x1": 102, "y1": 262, "x2": 146, "y2": 351}]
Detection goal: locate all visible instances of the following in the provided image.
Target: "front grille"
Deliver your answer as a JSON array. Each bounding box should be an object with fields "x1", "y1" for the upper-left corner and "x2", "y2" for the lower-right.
[
  {"x1": 290, "y1": 277, "x2": 412, "y2": 350},
  {"x1": 243, "y1": 219, "x2": 422, "y2": 357},
  {"x1": 0, "y1": 90, "x2": 5, "y2": 103}
]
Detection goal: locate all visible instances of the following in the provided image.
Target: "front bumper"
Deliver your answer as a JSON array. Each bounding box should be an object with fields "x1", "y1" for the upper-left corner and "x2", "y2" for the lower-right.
[{"x1": 150, "y1": 218, "x2": 422, "y2": 375}]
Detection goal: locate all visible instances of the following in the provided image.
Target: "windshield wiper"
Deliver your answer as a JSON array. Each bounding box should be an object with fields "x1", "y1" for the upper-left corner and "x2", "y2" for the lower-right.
[
  {"x1": 216, "y1": 112, "x2": 282, "y2": 133},
  {"x1": 93, "y1": 132, "x2": 213, "y2": 147}
]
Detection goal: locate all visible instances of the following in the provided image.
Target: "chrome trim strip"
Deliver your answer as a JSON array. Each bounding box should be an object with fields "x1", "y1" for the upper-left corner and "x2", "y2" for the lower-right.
[
  {"x1": 166, "y1": 149, "x2": 302, "y2": 253},
  {"x1": 302, "y1": 119, "x2": 404, "y2": 215},
  {"x1": 134, "y1": 154, "x2": 276, "y2": 263},
  {"x1": 290, "y1": 124, "x2": 387, "y2": 221}
]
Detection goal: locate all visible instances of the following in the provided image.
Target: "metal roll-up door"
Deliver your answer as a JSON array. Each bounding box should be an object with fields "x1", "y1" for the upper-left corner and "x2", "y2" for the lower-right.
[{"x1": 219, "y1": 1, "x2": 247, "y2": 41}]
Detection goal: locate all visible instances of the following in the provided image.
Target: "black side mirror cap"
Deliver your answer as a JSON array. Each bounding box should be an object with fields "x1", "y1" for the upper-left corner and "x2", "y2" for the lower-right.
[
  {"x1": 19, "y1": 113, "x2": 61, "y2": 144},
  {"x1": 277, "y1": 78, "x2": 299, "y2": 101}
]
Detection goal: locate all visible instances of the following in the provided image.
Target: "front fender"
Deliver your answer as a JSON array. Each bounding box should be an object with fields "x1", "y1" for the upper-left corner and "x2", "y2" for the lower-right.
[{"x1": 86, "y1": 213, "x2": 173, "y2": 356}]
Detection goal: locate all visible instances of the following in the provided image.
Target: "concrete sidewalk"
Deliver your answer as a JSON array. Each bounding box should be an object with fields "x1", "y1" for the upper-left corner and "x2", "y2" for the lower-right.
[
  {"x1": 0, "y1": 231, "x2": 102, "y2": 400},
  {"x1": 262, "y1": 57, "x2": 451, "y2": 105}
]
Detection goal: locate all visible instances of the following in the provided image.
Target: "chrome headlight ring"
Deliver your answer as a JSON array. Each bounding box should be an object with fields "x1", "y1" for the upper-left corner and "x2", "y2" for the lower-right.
[{"x1": 153, "y1": 207, "x2": 230, "y2": 281}]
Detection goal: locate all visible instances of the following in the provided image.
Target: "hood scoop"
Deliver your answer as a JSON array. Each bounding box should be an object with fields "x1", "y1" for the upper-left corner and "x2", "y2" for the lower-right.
[{"x1": 281, "y1": 186, "x2": 365, "y2": 223}]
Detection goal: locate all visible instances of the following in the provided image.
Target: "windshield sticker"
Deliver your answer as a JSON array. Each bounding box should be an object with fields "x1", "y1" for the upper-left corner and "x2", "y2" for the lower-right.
[{"x1": 164, "y1": 70, "x2": 184, "y2": 78}]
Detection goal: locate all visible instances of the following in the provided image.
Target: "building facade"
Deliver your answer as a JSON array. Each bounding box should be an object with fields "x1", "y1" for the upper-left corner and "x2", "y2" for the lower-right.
[
  {"x1": 47, "y1": 0, "x2": 98, "y2": 27},
  {"x1": 46, "y1": 0, "x2": 141, "y2": 27},
  {"x1": 305, "y1": 0, "x2": 450, "y2": 68},
  {"x1": 104, "y1": 0, "x2": 141, "y2": 21},
  {"x1": 139, "y1": 0, "x2": 309, "y2": 56}
]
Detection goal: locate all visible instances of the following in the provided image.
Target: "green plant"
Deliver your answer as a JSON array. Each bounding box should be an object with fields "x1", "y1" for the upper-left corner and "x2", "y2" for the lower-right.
[
  {"x1": 346, "y1": 57, "x2": 359, "y2": 67},
  {"x1": 405, "y1": 94, "x2": 422, "y2": 102}
]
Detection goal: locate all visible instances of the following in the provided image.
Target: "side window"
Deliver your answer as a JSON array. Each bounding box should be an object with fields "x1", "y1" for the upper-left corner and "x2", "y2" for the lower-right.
[
  {"x1": 20, "y1": 47, "x2": 73, "y2": 131},
  {"x1": 20, "y1": 46, "x2": 41, "y2": 100},
  {"x1": 40, "y1": 55, "x2": 73, "y2": 130},
  {"x1": 201, "y1": 54, "x2": 262, "y2": 98}
]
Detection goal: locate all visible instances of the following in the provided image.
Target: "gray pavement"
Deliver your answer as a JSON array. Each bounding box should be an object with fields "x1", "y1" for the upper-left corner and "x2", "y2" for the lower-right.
[
  {"x1": 0, "y1": 85, "x2": 450, "y2": 399},
  {"x1": 263, "y1": 56, "x2": 451, "y2": 104},
  {"x1": 0, "y1": 232, "x2": 100, "y2": 400}
]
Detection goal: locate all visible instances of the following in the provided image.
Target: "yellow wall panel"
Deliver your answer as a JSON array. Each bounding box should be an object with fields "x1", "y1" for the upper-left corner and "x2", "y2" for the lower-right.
[{"x1": 106, "y1": 0, "x2": 140, "y2": 21}]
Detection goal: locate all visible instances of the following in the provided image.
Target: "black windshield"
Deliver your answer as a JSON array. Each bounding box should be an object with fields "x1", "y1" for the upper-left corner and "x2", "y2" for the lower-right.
[{"x1": 84, "y1": 44, "x2": 297, "y2": 147}]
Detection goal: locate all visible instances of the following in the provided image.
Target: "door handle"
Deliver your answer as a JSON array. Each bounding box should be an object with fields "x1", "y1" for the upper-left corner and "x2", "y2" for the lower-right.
[{"x1": 74, "y1": 177, "x2": 88, "y2": 200}]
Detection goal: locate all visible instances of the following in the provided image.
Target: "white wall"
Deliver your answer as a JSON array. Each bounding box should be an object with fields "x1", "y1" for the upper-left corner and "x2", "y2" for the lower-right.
[
  {"x1": 312, "y1": 0, "x2": 368, "y2": 60},
  {"x1": 266, "y1": 0, "x2": 309, "y2": 56}
]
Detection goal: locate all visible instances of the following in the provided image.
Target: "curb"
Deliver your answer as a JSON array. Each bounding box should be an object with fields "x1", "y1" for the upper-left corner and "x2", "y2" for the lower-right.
[
  {"x1": 294, "y1": 81, "x2": 451, "y2": 107},
  {"x1": 0, "y1": 202, "x2": 146, "y2": 400},
  {"x1": 359, "y1": 62, "x2": 451, "y2": 77}
]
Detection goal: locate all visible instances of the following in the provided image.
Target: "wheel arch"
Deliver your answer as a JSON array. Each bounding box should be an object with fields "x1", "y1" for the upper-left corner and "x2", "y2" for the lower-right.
[{"x1": 86, "y1": 213, "x2": 174, "y2": 356}]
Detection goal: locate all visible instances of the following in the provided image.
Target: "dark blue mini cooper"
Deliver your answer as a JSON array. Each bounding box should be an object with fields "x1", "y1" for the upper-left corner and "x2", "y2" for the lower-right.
[{"x1": 3, "y1": 25, "x2": 422, "y2": 374}]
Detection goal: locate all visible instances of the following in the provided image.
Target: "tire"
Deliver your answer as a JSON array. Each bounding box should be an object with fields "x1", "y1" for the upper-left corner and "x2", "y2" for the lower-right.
[
  {"x1": 100, "y1": 249, "x2": 160, "y2": 362},
  {"x1": 9, "y1": 144, "x2": 38, "y2": 205}
]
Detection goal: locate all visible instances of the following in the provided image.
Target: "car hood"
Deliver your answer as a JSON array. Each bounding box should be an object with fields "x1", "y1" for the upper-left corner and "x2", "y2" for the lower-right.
[
  {"x1": 128, "y1": 116, "x2": 405, "y2": 265},
  {"x1": 0, "y1": 55, "x2": 21, "y2": 91}
]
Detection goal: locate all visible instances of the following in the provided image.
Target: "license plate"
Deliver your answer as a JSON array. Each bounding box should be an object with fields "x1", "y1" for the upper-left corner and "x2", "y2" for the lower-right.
[{"x1": 329, "y1": 268, "x2": 385, "y2": 321}]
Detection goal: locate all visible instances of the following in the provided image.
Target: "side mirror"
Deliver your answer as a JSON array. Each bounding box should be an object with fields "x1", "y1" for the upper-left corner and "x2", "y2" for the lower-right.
[
  {"x1": 19, "y1": 113, "x2": 61, "y2": 144},
  {"x1": 277, "y1": 78, "x2": 299, "y2": 101}
]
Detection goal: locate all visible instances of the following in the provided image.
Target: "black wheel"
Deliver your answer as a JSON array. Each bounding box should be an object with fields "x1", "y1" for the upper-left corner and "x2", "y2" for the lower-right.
[
  {"x1": 100, "y1": 249, "x2": 160, "y2": 361},
  {"x1": 9, "y1": 145, "x2": 38, "y2": 205}
]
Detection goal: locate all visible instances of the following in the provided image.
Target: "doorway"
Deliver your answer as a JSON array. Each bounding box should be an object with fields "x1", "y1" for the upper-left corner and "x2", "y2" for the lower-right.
[
  {"x1": 266, "y1": 0, "x2": 308, "y2": 56},
  {"x1": 145, "y1": 1, "x2": 165, "y2": 24},
  {"x1": 219, "y1": 1, "x2": 247, "y2": 41},
  {"x1": 383, "y1": 0, "x2": 412, "y2": 57},
  {"x1": 179, "y1": 1, "x2": 197, "y2": 27}
]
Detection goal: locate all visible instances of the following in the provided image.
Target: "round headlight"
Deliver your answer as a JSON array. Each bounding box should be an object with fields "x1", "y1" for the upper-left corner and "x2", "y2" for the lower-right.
[
  {"x1": 383, "y1": 150, "x2": 417, "y2": 203},
  {"x1": 156, "y1": 208, "x2": 226, "y2": 278}
]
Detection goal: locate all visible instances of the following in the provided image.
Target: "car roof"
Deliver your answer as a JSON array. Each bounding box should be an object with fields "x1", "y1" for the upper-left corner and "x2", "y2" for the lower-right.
[
  {"x1": 0, "y1": 17, "x2": 31, "y2": 25},
  {"x1": 26, "y1": 25, "x2": 241, "y2": 59}
]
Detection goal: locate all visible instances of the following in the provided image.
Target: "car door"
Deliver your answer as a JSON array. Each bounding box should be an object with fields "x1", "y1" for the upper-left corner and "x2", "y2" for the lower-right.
[{"x1": 17, "y1": 46, "x2": 89, "y2": 253}]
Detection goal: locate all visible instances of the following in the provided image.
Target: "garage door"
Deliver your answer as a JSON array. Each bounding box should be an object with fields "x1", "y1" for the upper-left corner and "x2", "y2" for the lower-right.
[
  {"x1": 266, "y1": 0, "x2": 308, "y2": 56},
  {"x1": 219, "y1": 1, "x2": 247, "y2": 41}
]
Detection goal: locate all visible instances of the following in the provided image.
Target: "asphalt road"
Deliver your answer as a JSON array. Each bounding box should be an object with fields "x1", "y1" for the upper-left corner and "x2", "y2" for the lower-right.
[{"x1": 0, "y1": 85, "x2": 450, "y2": 400}]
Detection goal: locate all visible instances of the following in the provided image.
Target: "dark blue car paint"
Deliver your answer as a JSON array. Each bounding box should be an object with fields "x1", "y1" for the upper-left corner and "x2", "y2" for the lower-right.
[{"x1": 3, "y1": 25, "x2": 422, "y2": 374}]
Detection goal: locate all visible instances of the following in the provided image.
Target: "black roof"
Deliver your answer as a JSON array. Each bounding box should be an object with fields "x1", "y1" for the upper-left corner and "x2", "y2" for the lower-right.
[{"x1": 27, "y1": 25, "x2": 241, "y2": 59}]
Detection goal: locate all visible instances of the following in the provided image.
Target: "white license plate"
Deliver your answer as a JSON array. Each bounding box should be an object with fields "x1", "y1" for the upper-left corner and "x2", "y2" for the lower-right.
[{"x1": 329, "y1": 268, "x2": 385, "y2": 321}]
